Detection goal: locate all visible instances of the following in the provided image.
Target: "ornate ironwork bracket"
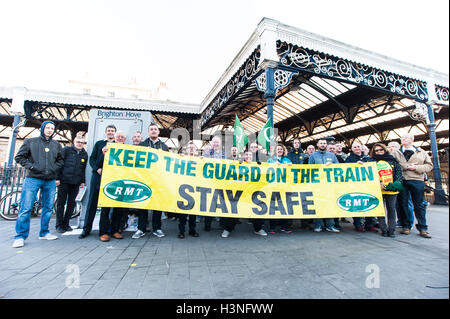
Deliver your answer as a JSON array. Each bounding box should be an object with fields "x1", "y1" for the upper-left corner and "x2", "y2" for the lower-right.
[
  {"x1": 255, "y1": 69, "x2": 298, "y2": 93},
  {"x1": 408, "y1": 101, "x2": 429, "y2": 124}
]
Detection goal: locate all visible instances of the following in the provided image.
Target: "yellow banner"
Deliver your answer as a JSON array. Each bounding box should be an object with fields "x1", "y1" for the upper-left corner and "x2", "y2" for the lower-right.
[{"x1": 98, "y1": 143, "x2": 385, "y2": 219}]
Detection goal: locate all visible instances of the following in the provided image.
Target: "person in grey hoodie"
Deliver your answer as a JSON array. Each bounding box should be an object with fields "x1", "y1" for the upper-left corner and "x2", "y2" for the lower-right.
[{"x1": 308, "y1": 138, "x2": 340, "y2": 233}]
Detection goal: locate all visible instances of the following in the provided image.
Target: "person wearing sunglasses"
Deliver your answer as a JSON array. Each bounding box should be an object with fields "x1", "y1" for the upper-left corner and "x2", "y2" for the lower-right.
[{"x1": 369, "y1": 143, "x2": 403, "y2": 237}]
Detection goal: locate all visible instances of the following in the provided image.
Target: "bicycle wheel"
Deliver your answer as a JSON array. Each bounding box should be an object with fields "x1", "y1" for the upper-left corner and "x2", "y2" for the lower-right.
[{"x1": 0, "y1": 190, "x2": 22, "y2": 221}]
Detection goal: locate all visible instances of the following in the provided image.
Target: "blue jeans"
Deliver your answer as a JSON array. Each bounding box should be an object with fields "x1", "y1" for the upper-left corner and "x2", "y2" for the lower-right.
[
  {"x1": 15, "y1": 177, "x2": 56, "y2": 240},
  {"x1": 396, "y1": 193, "x2": 414, "y2": 226},
  {"x1": 397, "y1": 180, "x2": 428, "y2": 231},
  {"x1": 314, "y1": 218, "x2": 334, "y2": 229}
]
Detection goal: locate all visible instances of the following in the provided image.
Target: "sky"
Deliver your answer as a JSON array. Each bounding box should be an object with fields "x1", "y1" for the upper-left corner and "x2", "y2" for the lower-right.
[{"x1": 0, "y1": 0, "x2": 448, "y2": 104}]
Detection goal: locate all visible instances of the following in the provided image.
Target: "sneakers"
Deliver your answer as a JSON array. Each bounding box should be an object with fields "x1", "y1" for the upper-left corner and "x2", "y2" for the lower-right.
[
  {"x1": 132, "y1": 230, "x2": 145, "y2": 239},
  {"x1": 254, "y1": 229, "x2": 268, "y2": 236},
  {"x1": 153, "y1": 229, "x2": 165, "y2": 238},
  {"x1": 281, "y1": 228, "x2": 293, "y2": 234},
  {"x1": 313, "y1": 227, "x2": 322, "y2": 232},
  {"x1": 419, "y1": 231, "x2": 432, "y2": 238},
  {"x1": 387, "y1": 231, "x2": 396, "y2": 238},
  {"x1": 355, "y1": 226, "x2": 364, "y2": 232},
  {"x1": 221, "y1": 230, "x2": 230, "y2": 238},
  {"x1": 269, "y1": 229, "x2": 276, "y2": 235},
  {"x1": 38, "y1": 233, "x2": 58, "y2": 240},
  {"x1": 12, "y1": 238, "x2": 24, "y2": 248},
  {"x1": 178, "y1": 232, "x2": 185, "y2": 239},
  {"x1": 326, "y1": 227, "x2": 340, "y2": 233}
]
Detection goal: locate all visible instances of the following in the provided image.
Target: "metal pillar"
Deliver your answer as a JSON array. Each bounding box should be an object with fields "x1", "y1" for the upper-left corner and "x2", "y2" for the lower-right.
[
  {"x1": 427, "y1": 103, "x2": 448, "y2": 205},
  {"x1": 6, "y1": 115, "x2": 22, "y2": 167},
  {"x1": 264, "y1": 67, "x2": 276, "y2": 129}
]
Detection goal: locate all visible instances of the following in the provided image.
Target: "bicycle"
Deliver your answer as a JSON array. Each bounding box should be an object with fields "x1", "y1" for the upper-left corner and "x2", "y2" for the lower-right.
[{"x1": 0, "y1": 188, "x2": 82, "y2": 221}]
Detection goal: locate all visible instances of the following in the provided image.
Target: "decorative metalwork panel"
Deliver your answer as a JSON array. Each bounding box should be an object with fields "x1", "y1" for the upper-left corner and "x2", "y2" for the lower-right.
[
  {"x1": 408, "y1": 101, "x2": 429, "y2": 124},
  {"x1": 435, "y1": 85, "x2": 449, "y2": 102},
  {"x1": 201, "y1": 47, "x2": 261, "y2": 127},
  {"x1": 277, "y1": 41, "x2": 428, "y2": 101},
  {"x1": 255, "y1": 69, "x2": 298, "y2": 92}
]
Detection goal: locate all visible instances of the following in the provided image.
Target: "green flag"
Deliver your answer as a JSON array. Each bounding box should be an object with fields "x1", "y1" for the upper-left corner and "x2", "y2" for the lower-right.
[
  {"x1": 233, "y1": 114, "x2": 248, "y2": 152},
  {"x1": 257, "y1": 119, "x2": 274, "y2": 152}
]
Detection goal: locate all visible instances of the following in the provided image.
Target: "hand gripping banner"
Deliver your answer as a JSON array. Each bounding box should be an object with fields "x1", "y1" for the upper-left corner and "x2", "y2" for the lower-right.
[{"x1": 98, "y1": 143, "x2": 385, "y2": 219}]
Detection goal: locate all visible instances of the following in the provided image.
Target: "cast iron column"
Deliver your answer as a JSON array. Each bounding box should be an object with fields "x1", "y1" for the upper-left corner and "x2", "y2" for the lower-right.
[{"x1": 426, "y1": 103, "x2": 448, "y2": 205}]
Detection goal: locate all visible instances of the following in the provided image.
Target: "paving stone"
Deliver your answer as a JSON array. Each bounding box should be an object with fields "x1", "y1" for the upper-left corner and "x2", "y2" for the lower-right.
[{"x1": 0, "y1": 206, "x2": 448, "y2": 299}]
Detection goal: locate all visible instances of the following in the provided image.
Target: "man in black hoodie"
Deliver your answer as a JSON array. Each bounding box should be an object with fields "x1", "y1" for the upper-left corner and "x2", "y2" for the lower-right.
[
  {"x1": 13, "y1": 121, "x2": 64, "y2": 248},
  {"x1": 55, "y1": 135, "x2": 88, "y2": 233}
]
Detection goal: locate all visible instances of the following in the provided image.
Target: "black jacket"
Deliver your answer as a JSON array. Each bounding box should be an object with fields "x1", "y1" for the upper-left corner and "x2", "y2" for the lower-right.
[
  {"x1": 345, "y1": 152, "x2": 371, "y2": 163},
  {"x1": 139, "y1": 138, "x2": 169, "y2": 151},
  {"x1": 287, "y1": 148, "x2": 308, "y2": 164},
  {"x1": 336, "y1": 153, "x2": 348, "y2": 163},
  {"x1": 58, "y1": 146, "x2": 88, "y2": 185},
  {"x1": 15, "y1": 136, "x2": 64, "y2": 180},
  {"x1": 89, "y1": 140, "x2": 109, "y2": 173}
]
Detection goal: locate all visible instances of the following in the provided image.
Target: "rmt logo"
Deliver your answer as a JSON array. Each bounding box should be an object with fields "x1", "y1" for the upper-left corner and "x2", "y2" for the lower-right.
[{"x1": 103, "y1": 180, "x2": 152, "y2": 203}]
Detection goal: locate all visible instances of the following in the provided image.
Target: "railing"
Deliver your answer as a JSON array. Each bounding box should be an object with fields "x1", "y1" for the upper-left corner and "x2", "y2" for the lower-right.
[{"x1": 0, "y1": 163, "x2": 27, "y2": 200}]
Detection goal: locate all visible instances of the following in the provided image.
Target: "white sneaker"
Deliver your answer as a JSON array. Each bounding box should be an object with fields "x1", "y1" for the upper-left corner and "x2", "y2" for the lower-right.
[
  {"x1": 132, "y1": 230, "x2": 145, "y2": 239},
  {"x1": 38, "y1": 233, "x2": 58, "y2": 240},
  {"x1": 12, "y1": 238, "x2": 24, "y2": 248},
  {"x1": 221, "y1": 230, "x2": 230, "y2": 238},
  {"x1": 254, "y1": 229, "x2": 268, "y2": 236},
  {"x1": 153, "y1": 229, "x2": 165, "y2": 238}
]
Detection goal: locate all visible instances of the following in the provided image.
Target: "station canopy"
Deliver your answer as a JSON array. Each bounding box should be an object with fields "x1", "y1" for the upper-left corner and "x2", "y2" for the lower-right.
[
  {"x1": 199, "y1": 18, "x2": 449, "y2": 152},
  {"x1": 0, "y1": 18, "x2": 448, "y2": 153},
  {"x1": 0, "y1": 86, "x2": 199, "y2": 146}
]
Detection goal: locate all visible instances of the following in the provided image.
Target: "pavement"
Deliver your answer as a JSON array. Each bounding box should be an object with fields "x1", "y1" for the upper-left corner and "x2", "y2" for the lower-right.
[{"x1": 0, "y1": 206, "x2": 448, "y2": 299}]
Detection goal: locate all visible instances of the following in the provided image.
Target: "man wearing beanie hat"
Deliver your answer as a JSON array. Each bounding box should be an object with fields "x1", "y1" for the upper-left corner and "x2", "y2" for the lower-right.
[{"x1": 12, "y1": 120, "x2": 64, "y2": 248}]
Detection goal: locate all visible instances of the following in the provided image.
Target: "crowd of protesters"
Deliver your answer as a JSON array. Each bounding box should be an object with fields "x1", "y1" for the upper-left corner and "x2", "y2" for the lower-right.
[{"x1": 11, "y1": 121, "x2": 434, "y2": 248}]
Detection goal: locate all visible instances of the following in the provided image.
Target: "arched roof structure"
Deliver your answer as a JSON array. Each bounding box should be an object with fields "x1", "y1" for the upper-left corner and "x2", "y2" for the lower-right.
[{"x1": 199, "y1": 18, "x2": 449, "y2": 152}]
